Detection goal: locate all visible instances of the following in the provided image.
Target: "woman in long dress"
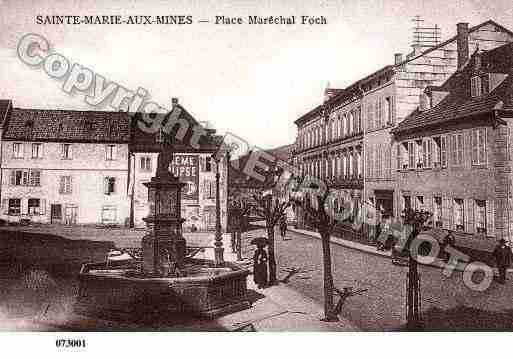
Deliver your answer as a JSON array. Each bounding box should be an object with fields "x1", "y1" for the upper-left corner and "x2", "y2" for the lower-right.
[{"x1": 253, "y1": 244, "x2": 268, "y2": 289}]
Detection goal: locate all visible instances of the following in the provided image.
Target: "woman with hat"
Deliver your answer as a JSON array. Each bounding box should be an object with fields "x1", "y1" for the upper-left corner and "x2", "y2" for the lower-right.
[{"x1": 252, "y1": 237, "x2": 268, "y2": 289}]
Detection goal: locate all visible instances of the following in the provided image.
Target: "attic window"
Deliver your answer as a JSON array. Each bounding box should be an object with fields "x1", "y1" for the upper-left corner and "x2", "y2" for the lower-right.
[
  {"x1": 471, "y1": 76, "x2": 481, "y2": 97},
  {"x1": 480, "y1": 74, "x2": 490, "y2": 95}
]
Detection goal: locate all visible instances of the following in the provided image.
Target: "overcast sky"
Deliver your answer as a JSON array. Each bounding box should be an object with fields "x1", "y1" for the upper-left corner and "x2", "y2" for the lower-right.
[{"x1": 1, "y1": 0, "x2": 513, "y2": 150}]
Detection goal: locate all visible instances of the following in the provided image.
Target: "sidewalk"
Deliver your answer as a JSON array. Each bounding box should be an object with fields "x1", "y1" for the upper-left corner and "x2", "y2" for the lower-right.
[{"x1": 287, "y1": 226, "x2": 508, "y2": 273}]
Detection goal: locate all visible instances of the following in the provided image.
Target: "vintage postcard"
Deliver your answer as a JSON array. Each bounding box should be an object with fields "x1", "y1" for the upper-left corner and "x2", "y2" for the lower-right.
[{"x1": 1, "y1": 0, "x2": 513, "y2": 356}]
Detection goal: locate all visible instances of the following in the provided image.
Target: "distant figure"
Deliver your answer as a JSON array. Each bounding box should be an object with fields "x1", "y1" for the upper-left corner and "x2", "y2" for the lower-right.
[
  {"x1": 253, "y1": 244, "x2": 268, "y2": 289},
  {"x1": 493, "y1": 239, "x2": 512, "y2": 284},
  {"x1": 190, "y1": 223, "x2": 198, "y2": 232},
  {"x1": 279, "y1": 216, "x2": 288, "y2": 240},
  {"x1": 442, "y1": 230, "x2": 456, "y2": 261}
]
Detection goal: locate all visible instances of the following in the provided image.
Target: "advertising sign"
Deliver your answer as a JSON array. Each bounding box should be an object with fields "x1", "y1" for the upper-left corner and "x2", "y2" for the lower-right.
[{"x1": 170, "y1": 154, "x2": 199, "y2": 201}]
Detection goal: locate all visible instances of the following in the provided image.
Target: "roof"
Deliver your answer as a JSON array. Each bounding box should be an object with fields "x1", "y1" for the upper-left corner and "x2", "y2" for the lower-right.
[
  {"x1": 396, "y1": 20, "x2": 513, "y2": 67},
  {"x1": 130, "y1": 104, "x2": 223, "y2": 152},
  {"x1": 3, "y1": 108, "x2": 131, "y2": 143},
  {"x1": 393, "y1": 42, "x2": 513, "y2": 135},
  {"x1": 0, "y1": 100, "x2": 12, "y2": 127},
  {"x1": 295, "y1": 20, "x2": 513, "y2": 128}
]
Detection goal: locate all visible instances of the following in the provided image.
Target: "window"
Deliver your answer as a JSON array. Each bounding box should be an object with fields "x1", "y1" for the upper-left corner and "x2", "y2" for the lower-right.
[
  {"x1": 454, "y1": 198, "x2": 465, "y2": 231},
  {"x1": 475, "y1": 200, "x2": 487, "y2": 233},
  {"x1": 10, "y1": 169, "x2": 40, "y2": 186},
  {"x1": 13, "y1": 143, "x2": 23, "y2": 158},
  {"x1": 28, "y1": 198, "x2": 41, "y2": 215},
  {"x1": 59, "y1": 176, "x2": 72, "y2": 194},
  {"x1": 481, "y1": 74, "x2": 490, "y2": 95},
  {"x1": 415, "y1": 196, "x2": 424, "y2": 211},
  {"x1": 62, "y1": 144, "x2": 72, "y2": 159},
  {"x1": 32, "y1": 143, "x2": 43, "y2": 159},
  {"x1": 450, "y1": 134, "x2": 464, "y2": 166},
  {"x1": 408, "y1": 142, "x2": 416, "y2": 169},
  {"x1": 8, "y1": 199, "x2": 21, "y2": 216},
  {"x1": 375, "y1": 100, "x2": 381, "y2": 128},
  {"x1": 367, "y1": 103, "x2": 373, "y2": 131},
  {"x1": 204, "y1": 180, "x2": 216, "y2": 199},
  {"x1": 140, "y1": 156, "x2": 152, "y2": 171},
  {"x1": 471, "y1": 128, "x2": 486, "y2": 165},
  {"x1": 396, "y1": 144, "x2": 402, "y2": 170},
  {"x1": 440, "y1": 136, "x2": 447, "y2": 167},
  {"x1": 102, "y1": 205, "x2": 117, "y2": 223},
  {"x1": 433, "y1": 197, "x2": 442, "y2": 227},
  {"x1": 403, "y1": 195, "x2": 411, "y2": 212},
  {"x1": 106, "y1": 145, "x2": 117, "y2": 161},
  {"x1": 385, "y1": 97, "x2": 393, "y2": 124},
  {"x1": 205, "y1": 157, "x2": 213, "y2": 172},
  {"x1": 422, "y1": 138, "x2": 433, "y2": 168},
  {"x1": 471, "y1": 76, "x2": 481, "y2": 97},
  {"x1": 104, "y1": 177, "x2": 116, "y2": 195}
]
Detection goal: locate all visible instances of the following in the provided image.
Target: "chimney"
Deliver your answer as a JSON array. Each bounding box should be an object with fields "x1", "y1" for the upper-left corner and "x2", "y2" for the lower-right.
[
  {"x1": 171, "y1": 97, "x2": 179, "y2": 108},
  {"x1": 394, "y1": 53, "x2": 403, "y2": 65},
  {"x1": 457, "y1": 22, "x2": 469, "y2": 70}
]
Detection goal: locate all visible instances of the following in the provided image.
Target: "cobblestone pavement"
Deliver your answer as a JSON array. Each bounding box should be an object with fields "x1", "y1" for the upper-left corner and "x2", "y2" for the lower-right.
[{"x1": 238, "y1": 227, "x2": 513, "y2": 331}]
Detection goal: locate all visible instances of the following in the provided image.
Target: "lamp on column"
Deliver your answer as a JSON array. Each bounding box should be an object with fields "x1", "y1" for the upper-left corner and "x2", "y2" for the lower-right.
[{"x1": 211, "y1": 153, "x2": 224, "y2": 267}]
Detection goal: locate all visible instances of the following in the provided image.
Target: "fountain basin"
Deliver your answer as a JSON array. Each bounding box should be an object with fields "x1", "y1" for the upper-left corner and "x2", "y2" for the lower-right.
[{"x1": 74, "y1": 258, "x2": 251, "y2": 322}]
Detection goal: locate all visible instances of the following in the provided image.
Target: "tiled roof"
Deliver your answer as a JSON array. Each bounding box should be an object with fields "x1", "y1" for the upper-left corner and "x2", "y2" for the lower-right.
[
  {"x1": 393, "y1": 42, "x2": 513, "y2": 135},
  {"x1": 3, "y1": 108, "x2": 131, "y2": 143}
]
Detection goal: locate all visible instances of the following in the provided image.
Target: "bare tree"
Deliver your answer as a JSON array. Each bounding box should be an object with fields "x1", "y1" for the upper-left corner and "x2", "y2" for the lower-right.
[
  {"x1": 228, "y1": 199, "x2": 253, "y2": 261},
  {"x1": 252, "y1": 194, "x2": 290, "y2": 285},
  {"x1": 294, "y1": 181, "x2": 339, "y2": 322}
]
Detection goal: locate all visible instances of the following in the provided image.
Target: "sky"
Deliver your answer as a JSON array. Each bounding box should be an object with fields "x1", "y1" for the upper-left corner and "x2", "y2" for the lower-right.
[{"x1": 1, "y1": 0, "x2": 513, "y2": 150}]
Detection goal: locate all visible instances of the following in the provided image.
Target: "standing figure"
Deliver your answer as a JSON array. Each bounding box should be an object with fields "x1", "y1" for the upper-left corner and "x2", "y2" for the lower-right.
[
  {"x1": 442, "y1": 230, "x2": 456, "y2": 261},
  {"x1": 279, "y1": 216, "x2": 288, "y2": 240},
  {"x1": 253, "y1": 244, "x2": 268, "y2": 289},
  {"x1": 493, "y1": 238, "x2": 512, "y2": 284}
]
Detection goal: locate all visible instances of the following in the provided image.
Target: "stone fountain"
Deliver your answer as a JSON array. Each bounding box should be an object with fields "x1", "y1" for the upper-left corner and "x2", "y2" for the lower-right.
[{"x1": 74, "y1": 142, "x2": 250, "y2": 323}]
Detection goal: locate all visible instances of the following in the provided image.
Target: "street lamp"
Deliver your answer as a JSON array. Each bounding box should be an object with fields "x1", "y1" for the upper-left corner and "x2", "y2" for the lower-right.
[{"x1": 211, "y1": 154, "x2": 224, "y2": 267}]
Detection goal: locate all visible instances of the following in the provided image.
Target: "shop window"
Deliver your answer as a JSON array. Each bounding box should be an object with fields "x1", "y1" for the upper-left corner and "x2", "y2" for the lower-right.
[{"x1": 8, "y1": 198, "x2": 21, "y2": 216}]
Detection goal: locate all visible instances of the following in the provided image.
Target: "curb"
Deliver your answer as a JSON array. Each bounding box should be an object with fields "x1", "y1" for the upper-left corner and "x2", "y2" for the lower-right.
[{"x1": 287, "y1": 227, "x2": 510, "y2": 274}]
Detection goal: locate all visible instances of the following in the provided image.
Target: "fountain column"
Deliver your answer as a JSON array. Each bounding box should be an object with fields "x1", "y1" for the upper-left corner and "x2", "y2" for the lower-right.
[{"x1": 141, "y1": 150, "x2": 186, "y2": 276}]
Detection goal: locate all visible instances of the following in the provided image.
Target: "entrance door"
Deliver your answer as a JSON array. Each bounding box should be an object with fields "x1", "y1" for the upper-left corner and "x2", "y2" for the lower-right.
[
  {"x1": 64, "y1": 205, "x2": 78, "y2": 225},
  {"x1": 50, "y1": 204, "x2": 62, "y2": 224}
]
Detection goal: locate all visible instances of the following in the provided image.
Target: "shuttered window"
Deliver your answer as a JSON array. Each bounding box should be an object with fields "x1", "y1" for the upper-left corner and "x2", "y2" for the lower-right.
[
  {"x1": 408, "y1": 142, "x2": 415, "y2": 169},
  {"x1": 471, "y1": 128, "x2": 486, "y2": 165},
  {"x1": 440, "y1": 136, "x2": 447, "y2": 167},
  {"x1": 453, "y1": 198, "x2": 465, "y2": 231},
  {"x1": 59, "y1": 176, "x2": 72, "y2": 194}
]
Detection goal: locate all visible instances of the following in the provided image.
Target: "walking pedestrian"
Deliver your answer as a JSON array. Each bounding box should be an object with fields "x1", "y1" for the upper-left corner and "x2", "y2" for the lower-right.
[
  {"x1": 493, "y1": 238, "x2": 512, "y2": 284},
  {"x1": 253, "y1": 242, "x2": 268, "y2": 289},
  {"x1": 279, "y1": 216, "x2": 288, "y2": 240}
]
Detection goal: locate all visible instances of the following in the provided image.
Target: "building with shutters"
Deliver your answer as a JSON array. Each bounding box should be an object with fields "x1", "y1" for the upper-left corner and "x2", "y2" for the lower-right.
[
  {"x1": 0, "y1": 98, "x2": 228, "y2": 230},
  {"x1": 292, "y1": 19, "x2": 513, "y2": 239},
  {"x1": 392, "y1": 41, "x2": 513, "y2": 244},
  {"x1": 0, "y1": 101, "x2": 131, "y2": 225},
  {"x1": 129, "y1": 99, "x2": 229, "y2": 231}
]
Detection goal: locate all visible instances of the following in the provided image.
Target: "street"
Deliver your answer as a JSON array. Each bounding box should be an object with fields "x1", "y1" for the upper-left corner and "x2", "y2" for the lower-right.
[{"x1": 240, "y1": 227, "x2": 513, "y2": 330}]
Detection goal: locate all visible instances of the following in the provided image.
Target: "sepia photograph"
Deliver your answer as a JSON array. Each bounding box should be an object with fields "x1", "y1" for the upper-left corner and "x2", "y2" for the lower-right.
[{"x1": 1, "y1": 0, "x2": 513, "y2": 356}]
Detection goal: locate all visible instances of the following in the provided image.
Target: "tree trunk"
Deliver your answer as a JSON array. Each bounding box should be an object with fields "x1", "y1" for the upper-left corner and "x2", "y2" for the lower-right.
[
  {"x1": 267, "y1": 224, "x2": 277, "y2": 285},
  {"x1": 236, "y1": 230, "x2": 242, "y2": 261},
  {"x1": 321, "y1": 232, "x2": 338, "y2": 321}
]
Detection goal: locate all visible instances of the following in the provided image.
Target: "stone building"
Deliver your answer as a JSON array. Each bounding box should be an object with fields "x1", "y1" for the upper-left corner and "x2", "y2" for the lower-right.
[
  {"x1": 0, "y1": 101, "x2": 131, "y2": 225},
  {"x1": 0, "y1": 99, "x2": 229, "y2": 230},
  {"x1": 293, "y1": 85, "x2": 364, "y2": 230},
  {"x1": 365, "y1": 20, "x2": 513, "y2": 221},
  {"x1": 392, "y1": 42, "x2": 513, "y2": 245},
  {"x1": 129, "y1": 99, "x2": 229, "y2": 231},
  {"x1": 292, "y1": 20, "x2": 513, "y2": 235}
]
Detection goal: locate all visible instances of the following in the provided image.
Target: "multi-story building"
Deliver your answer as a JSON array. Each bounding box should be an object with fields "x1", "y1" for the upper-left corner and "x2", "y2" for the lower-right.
[
  {"x1": 392, "y1": 42, "x2": 513, "y2": 245},
  {"x1": 365, "y1": 21, "x2": 513, "y2": 221},
  {"x1": 0, "y1": 103, "x2": 131, "y2": 225},
  {"x1": 0, "y1": 98, "x2": 229, "y2": 230},
  {"x1": 293, "y1": 85, "x2": 364, "y2": 230},
  {"x1": 292, "y1": 20, "x2": 513, "y2": 235}
]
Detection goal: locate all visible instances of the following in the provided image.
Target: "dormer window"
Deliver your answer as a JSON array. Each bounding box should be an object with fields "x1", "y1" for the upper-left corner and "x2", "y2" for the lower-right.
[
  {"x1": 471, "y1": 76, "x2": 482, "y2": 97},
  {"x1": 480, "y1": 74, "x2": 490, "y2": 95}
]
